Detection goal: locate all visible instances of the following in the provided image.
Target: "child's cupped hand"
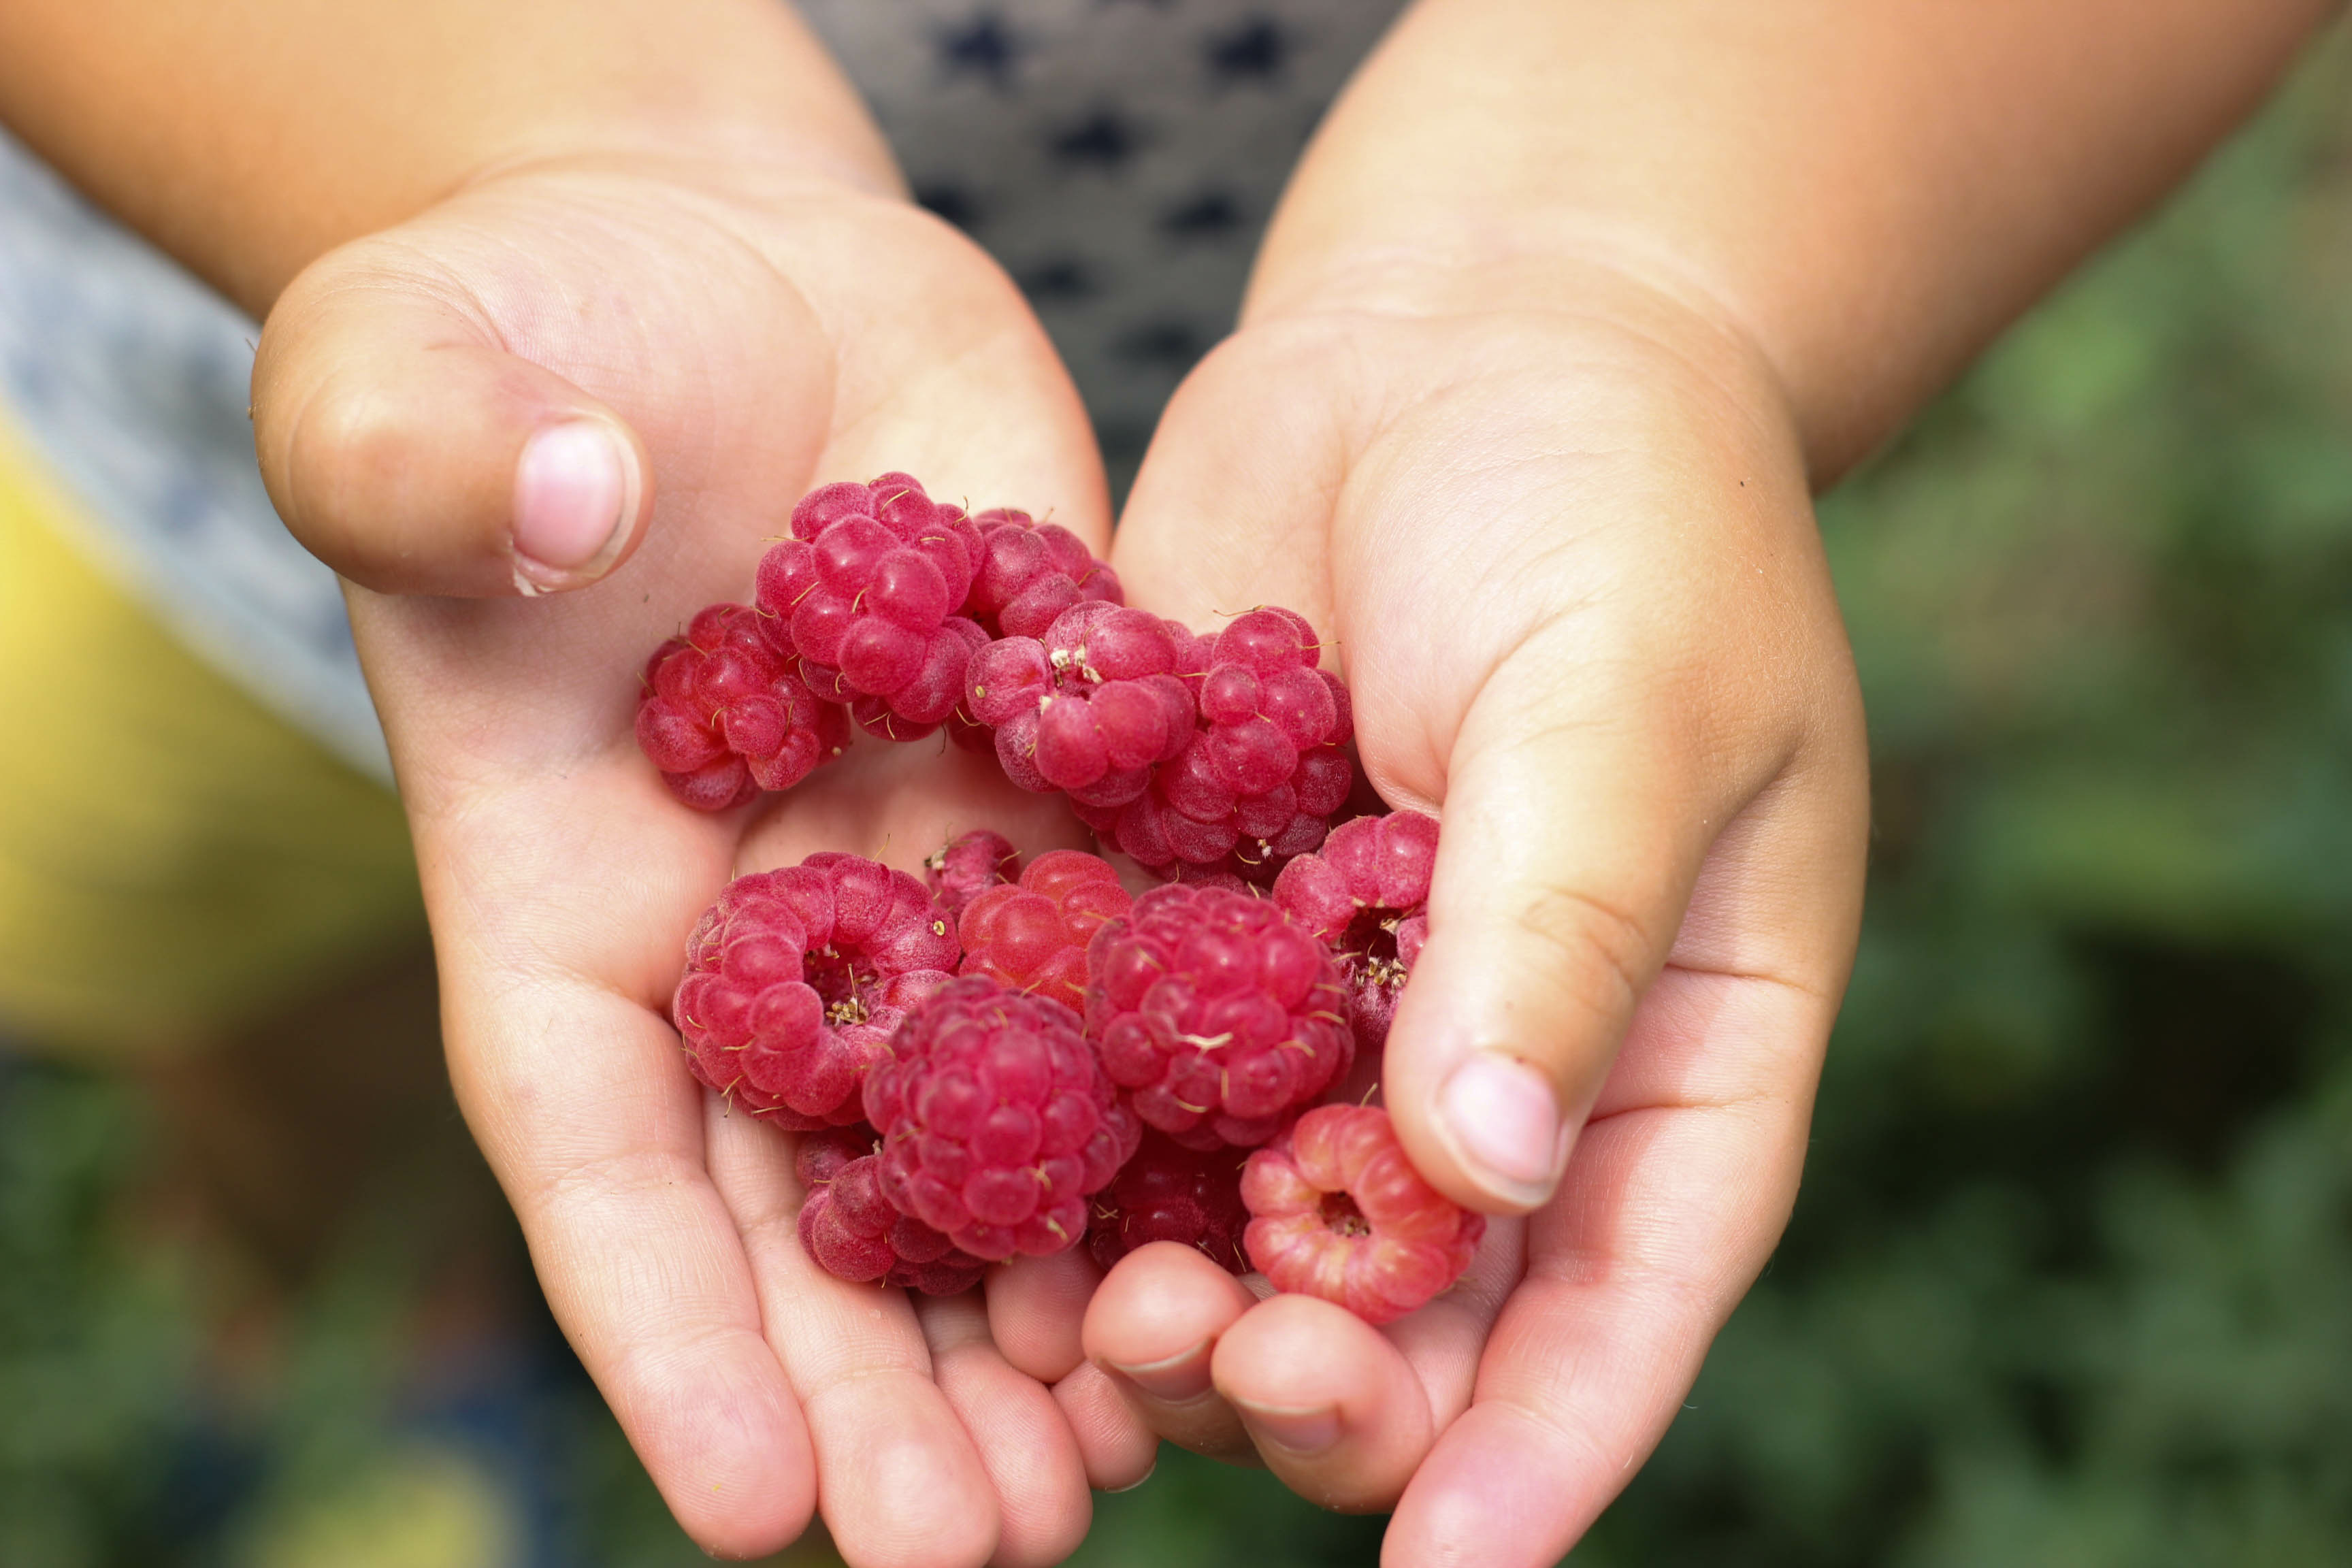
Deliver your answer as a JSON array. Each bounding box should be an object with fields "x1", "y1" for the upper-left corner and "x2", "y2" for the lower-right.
[
  {"x1": 250, "y1": 149, "x2": 1154, "y2": 1566},
  {"x1": 1088, "y1": 265, "x2": 1869, "y2": 1565}
]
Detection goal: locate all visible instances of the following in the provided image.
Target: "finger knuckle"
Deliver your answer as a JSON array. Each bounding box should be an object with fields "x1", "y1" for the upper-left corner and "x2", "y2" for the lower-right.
[{"x1": 1511, "y1": 881, "x2": 1654, "y2": 1028}]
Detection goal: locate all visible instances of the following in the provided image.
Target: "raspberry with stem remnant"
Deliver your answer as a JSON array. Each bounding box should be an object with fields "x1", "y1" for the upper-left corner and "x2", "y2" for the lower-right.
[
  {"x1": 1084, "y1": 883, "x2": 1353, "y2": 1149},
  {"x1": 1271, "y1": 811, "x2": 1438, "y2": 1051},
  {"x1": 672, "y1": 854, "x2": 958, "y2": 1128}
]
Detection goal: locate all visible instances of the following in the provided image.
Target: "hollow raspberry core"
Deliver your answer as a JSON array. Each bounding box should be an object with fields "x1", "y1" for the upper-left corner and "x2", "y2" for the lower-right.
[
  {"x1": 672, "y1": 854, "x2": 959, "y2": 1129},
  {"x1": 1241, "y1": 1104, "x2": 1484, "y2": 1324},
  {"x1": 1271, "y1": 811, "x2": 1437, "y2": 1051}
]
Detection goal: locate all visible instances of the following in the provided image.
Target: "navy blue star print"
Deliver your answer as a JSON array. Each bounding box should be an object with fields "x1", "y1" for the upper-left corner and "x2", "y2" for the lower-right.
[
  {"x1": 938, "y1": 13, "x2": 1025, "y2": 89},
  {"x1": 1161, "y1": 190, "x2": 1245, "y2": 241},
  {"x1": 1206, "y1": 18, "x2": 1290, "y2": 83},
  {"x1": 1049, "y1": 109, "x2": 1144, "y2": 167}
]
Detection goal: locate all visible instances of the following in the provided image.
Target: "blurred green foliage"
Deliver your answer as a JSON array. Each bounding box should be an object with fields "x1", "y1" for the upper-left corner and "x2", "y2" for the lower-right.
[
  {"x1": 6, "y1": 27, "x2": 2352, "y2": 1568},
  {"x1": 1586, "y1": 30, "x2": 2352, "y2": 1568}
]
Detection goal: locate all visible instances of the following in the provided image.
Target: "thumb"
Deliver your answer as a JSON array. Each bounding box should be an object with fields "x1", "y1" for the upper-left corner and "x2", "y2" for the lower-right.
[
  {"x1": 1383, "y1": 640, "x2": 1729, "y2": 1213},
  {"x1": 252, "y1": 255, "x2": 652, "y2": 598}
]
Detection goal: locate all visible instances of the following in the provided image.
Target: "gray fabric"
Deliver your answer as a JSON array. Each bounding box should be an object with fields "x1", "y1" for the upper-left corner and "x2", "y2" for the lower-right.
[
  {"x1": 0, "y1": 1, "x2": 1408, "y2": 766},
  {"x1": 797, "y1": 1, "x2": 1408, "y2": 465},
  {"x1": 0, "y1": 128, "x2": 388, "y2": 778}
]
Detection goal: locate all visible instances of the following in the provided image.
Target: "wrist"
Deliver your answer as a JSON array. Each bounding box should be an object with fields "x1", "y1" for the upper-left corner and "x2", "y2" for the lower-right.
[{"x1": 1241, "y1": 237, "x2": 1811, "y2": 489}]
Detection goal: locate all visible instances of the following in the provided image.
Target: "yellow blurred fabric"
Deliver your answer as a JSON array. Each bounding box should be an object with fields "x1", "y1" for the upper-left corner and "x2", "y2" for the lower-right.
[
  {"x1": 0, "y1": 419, "x2": 423, "y2": 1057},
  {"x1": 238, "y1": 1442, "x2": 523, "y2": 1568}
]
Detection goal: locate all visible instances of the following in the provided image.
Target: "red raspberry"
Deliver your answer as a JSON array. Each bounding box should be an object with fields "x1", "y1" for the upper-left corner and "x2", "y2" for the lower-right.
[
  {"x1": 1270, "y1": 811, "x2": 1438, "y2": 1051},
  {"x1": 1077, "y1": 608, "x2": 1354, "y2": 879},
  {"x1": 1088, "y1": 1132, "x2": 1250, "y2": 1275},
  {"x1": 924, "y1": 830, "x2": 1021, "y2": 920},
  {"x1": 796, "y1": 1126, "x2": 988, "y2": 1295},
  {"x1": 1110, "y1": 732, "x2": 1353, "y2": 878},
  {"x1": 1084, "y1": 884, "x2": 1353, "y2": 1149},
  {"x1": 1196, "y1": 608, "x2": 1348, "y2": 794},
  {"x1": 634, "y1": 603, "x2": 849, "y2": 810},
  {"x1": 754, "y1": 474, "x2": 989, "y2": 739},
  {"x1": 962, "y1": 508, "x2": 1123, "y2": 640},
  {"x1": 965, "y1": 602, "x2": 1196, "y2": 805},
  {"x1": 672, "y1": 855, "x2": 960, "y2": 1128},
  {"x1": 864, "y1": 975, "x2": 1140, "y2": 1260},
  {"x1": 958, "y1": 849, "x2": 1132, "y2": 1013},
  {"x1": 1241, "y1": 1105, "x2": 1484, "y2": 1324}
]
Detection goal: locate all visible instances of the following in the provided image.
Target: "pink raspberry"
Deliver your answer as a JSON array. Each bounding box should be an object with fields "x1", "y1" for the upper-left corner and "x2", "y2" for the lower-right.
[
  {"x1": 1270, "y1": 811, "x2": 1438, "y2": 1051},
  {"x1": 1241, "y1": 1105, "x2": 1484, "y2": 1324},
  {"x1": 964, "y1": 602, "x2": 1196, "y2": 805},
  {"x1": 634, "y1": 603, "x2": 850, "y2": 810},
  {"x1": 924, "y1": 830, "x2": 1021, "y2": 920},
  {"x1": 958, "y1": 849, "x2": 1132, "y2": 1013},
  {"x1": 1195, "y1": 608, "x2": 1349, "y2": 794},
  {"x1": 672, "y1": 855, "x2": 960, "y2": 1128},
  {"x1": 1075, "y1": 608, "x2": 1354, "y2": 879},
  {"x1": 962, "y1": 508, "x2": 1124, "y2": 640},
  {"x1": 864, "y1": 975, "x2": 1140, "y2": 1260},
  {"x1": 1088, "y1": 1132, "x2": 1250, "y2": 1275},
  {"x1": 1084, "y1": 884, "x2": 1353, "y2": 1149},
  {"x1": 796, "y1": 1127, "x2": 990, "y2": 1295},
  {"x1": 1110, "y1": 732, "x2": 1354, "y2": 878},
  {"x1": 753, "y1": 473, "x2": 990, "y2": 739}
]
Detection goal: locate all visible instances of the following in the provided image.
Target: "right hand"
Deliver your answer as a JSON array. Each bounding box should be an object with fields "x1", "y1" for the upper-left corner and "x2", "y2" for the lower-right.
[{"x1": 252, "y1": 150, "x2": 1153, "y2": 1565}]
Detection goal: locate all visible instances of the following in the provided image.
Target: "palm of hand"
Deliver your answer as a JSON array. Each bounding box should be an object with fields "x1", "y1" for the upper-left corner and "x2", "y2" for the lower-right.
[
  {"x1": 257, "y1": 156, "x2": 1143, "y2": 1563},
  {"x1": 1094, "y1": 304, "x2": 1867, "y2": 1564}
]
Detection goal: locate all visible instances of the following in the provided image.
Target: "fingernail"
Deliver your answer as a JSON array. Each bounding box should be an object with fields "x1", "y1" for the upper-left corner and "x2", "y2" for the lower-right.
[
  {"x1": 1105, "y1": 1462, "x2": 1157, "y2": 1494},
  {"x1": 1105, "y1": 1341, "x2": 1213, "y2": 1403},
  {"x1": 1235, "y1": 1400, "x2": 1340, "y2": 1456},
  {"x1": 512, "y1": 419, "x2": 636, "y2": 589},
  {"x1": 1437, "y1": 1052, "x2": 1567, "y2": 1207}
]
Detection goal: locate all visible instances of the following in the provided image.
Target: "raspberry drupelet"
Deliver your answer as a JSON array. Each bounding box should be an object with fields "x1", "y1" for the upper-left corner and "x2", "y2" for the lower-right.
[
  {"x1": 754, "y1": 473, "x2": 990, "y2": 740},
  {"x1": 958, "y1": 849, "x2": 1132, "y2": 1013},
  {"x1": 1088, "y1": 1132, "x2": 1251, "y2": 1275},
  {"x1": 1084, "y1": 884, "x2": 1353, "y2": 1149},
  {"x1": 964, "y1": 602, "x2": 1196, "y2": 804},
  {"x1": 634, "y1": 602, "x2": 850, "y2": 810},
  {"x1": 1241, "y1": 1105, "x2": 1485, "y2": 1324},
  {"x1": 864, "y1": 975, "x2": 1141, "y2": 1260},
  {"x1": 924, "y1": 830, "x2": 1021, "y2": 920},
  {"x1": 672, "y1": 855, "x2": 960, "y2": 1129},
  {"x1": 1271, "y1": 811, "x2": 1439, "y2": 1051},
  {"x1": 962, "y1": 508, "x2": 1124, "y2": 640},
  {"x1": 796, "y1": 1126, "x2": 989, "y2": 1294}
]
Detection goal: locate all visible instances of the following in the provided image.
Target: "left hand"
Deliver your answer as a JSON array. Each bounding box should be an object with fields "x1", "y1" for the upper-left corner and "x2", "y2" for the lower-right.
[{"x1": 1083, "y1": 265, "x2": 1869, "y2": 1563}]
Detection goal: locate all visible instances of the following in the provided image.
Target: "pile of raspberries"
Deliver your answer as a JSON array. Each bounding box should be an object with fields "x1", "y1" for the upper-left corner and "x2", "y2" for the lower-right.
[{"x1": 646, "y1": 474, "x2": 1481, "y2": 1325}]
